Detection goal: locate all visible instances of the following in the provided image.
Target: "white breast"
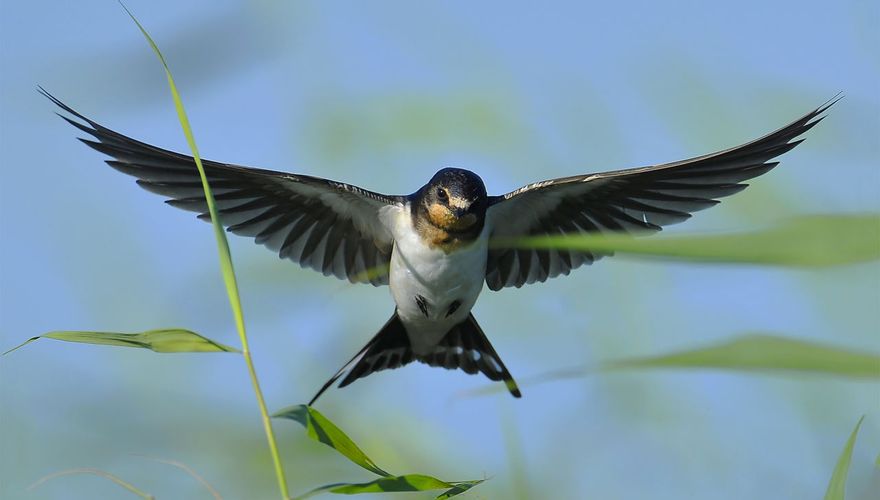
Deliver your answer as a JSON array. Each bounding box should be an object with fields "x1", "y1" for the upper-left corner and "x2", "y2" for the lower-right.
[{"x1": 379, "y1": 204, "x2": 490, "y2": 355}]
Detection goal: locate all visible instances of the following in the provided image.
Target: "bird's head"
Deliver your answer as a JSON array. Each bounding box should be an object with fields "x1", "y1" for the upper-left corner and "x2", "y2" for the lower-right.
[{"x1": 417, "y1": 167, "x2": 488, "y2": 234}]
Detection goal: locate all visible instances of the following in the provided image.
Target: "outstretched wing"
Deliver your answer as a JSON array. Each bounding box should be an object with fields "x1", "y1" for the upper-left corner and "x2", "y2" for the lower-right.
[
  {"x1": 43, "y1": 89, "x2": 404, "y2": 286},
  {"x1": 485, "y1": 97, "x2": 839, "y2": 290}
]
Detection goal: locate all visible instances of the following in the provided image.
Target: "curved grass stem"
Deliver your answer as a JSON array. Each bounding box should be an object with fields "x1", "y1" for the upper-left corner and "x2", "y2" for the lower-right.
[
  {"x1": 30, "y1": 468, "x2": 154, "y2": 499},
  {"x1": 120, "y1": 3, "x2": 290, "y2": 498}
]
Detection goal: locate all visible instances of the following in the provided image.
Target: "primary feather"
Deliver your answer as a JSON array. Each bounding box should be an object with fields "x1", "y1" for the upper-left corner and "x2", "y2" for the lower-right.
[{"x1": 484, "y1": 96, "x2": 839, "y2": 290}]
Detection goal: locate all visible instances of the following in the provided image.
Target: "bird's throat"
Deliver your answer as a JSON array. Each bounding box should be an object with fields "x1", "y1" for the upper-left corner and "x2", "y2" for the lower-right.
[
  {"x1": 413, "y1": 212, "x2": 481, "y2": 253},
  {"x1": 415, "y1": 219, "x2": 469, "y2": 252}
]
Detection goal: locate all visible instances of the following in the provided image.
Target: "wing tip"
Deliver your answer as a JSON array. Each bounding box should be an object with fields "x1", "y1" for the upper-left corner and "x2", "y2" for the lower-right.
[
  {"x1": 816, "y1": 92, "x2": 844, "y2": 116},
  {"x1": 802, "y1": 92, "x2": 842, "y2": 130},
  {"x1": 38, "y1": 86, "x2": 93, "y2": 125}
]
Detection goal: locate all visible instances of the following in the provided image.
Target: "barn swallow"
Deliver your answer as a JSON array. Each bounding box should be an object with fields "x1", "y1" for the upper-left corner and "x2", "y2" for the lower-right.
[{"x1": 41, "y1": 88, "x2": 837, "y2": 403}]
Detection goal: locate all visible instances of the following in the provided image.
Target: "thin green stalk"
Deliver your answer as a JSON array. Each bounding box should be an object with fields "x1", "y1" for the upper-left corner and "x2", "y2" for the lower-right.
[{"x1": 120, "y1": 4, "x2": 290, "y2": 498}]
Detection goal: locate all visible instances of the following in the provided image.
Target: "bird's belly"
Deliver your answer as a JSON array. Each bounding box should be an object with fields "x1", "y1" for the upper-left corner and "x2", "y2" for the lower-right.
[{"x1": 389, "y1": 236, "x2": 488, "y2": 355}]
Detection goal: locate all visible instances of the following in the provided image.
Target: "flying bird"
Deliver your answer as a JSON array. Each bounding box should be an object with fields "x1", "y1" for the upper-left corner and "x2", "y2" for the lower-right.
[{"x1": 41, "y1": 88, "x2": 837, "y2": 403}]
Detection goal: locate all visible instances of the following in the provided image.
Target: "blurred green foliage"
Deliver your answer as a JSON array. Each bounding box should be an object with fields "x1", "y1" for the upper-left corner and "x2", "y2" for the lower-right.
[
  {"x1": 606, "y1": 334, "x2": 880, "y2": 378},
  {"x1": 508, "y1": 214, "x2": 880, "y2": 267}
]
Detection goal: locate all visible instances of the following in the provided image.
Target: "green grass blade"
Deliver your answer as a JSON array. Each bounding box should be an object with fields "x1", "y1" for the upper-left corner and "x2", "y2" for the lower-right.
[
  {"x1": 465, "y1": 334, "x2": 880, "y2": 398},
  {"x1": 275, "y1": 405, "x2": 485, "y2": 498},
  {"x1": 434, "y1": 479, "x2": 485, "y2": 499},
  {"x1": 119, "y1": 3, "x2": 289, "y2": 498},
  {"x1": 498, "y1": 214, "x2": 880, "y2": 267},
  {"x1": 295, "y1": 475, "x2": 451, "y2": 498},
  {"x1": 824, "y1": 416, "x2": 865, "y2": 500},
  {"x1": 292, "y1": 476, "x2": 482, "y2": 499},
  {"x1": 116, "y1": 3, "x2": 244, "y2": 339},
  {"x1": 273, "y1": 405, "x2": 390, "y2": 477},
  {"x1": 272, "y1": 405, "x2": 391, "y2": 476},
  {"x1": 3, "y1": 329, "x2": 239, "y2": 355},
  {"x1": 29, "y1": 468, "x2": 154, "y2": 499},
  {"x1": 605, "y1": 334, "x2": 880, "y2": 378}
]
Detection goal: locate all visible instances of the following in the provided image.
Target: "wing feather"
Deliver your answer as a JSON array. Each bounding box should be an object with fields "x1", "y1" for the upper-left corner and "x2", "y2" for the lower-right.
[
  {"x1": 43, "y1": 89, "x2": 404, "y2": 285},
  {"x1": 485, "y1": 97, "x2": 839, "y2": 290}
]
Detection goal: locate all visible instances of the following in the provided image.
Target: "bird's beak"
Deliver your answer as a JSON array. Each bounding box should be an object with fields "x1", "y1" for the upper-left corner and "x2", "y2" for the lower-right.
[
  {"x1": 449, "y1": 206, "x2": 477, "y2": 230},
  {"x1": 449, "y1": 196, "x2": 479, "y2": 228},
  {"x1": 448, "y1": 196, "x2": 471, "y2": 213}
]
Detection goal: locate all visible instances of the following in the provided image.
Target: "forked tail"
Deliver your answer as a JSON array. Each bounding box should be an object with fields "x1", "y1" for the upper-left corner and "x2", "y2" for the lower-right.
[{"x1": 309, "y1": 311, "x2": 520, "y2": 405}]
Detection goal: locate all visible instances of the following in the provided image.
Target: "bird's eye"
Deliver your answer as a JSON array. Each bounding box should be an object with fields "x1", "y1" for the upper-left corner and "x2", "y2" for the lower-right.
[{"x1": 436, "y1": 188, "x2": 448, "y2": 202}]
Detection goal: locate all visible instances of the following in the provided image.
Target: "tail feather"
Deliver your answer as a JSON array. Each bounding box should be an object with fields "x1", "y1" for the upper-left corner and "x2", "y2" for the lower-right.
[
  {"x1": 308, "y1": 313, "x2": 413, "y2": 405},
  {"x1": 339, "y1": 313, "x2": 413, "y2": 387},
  {"x1": 421, "y1": 314, "x2": 521, "y2": 397},
  {"x1": 308, "y1": 311, "x2": 520, "y2": 405}
]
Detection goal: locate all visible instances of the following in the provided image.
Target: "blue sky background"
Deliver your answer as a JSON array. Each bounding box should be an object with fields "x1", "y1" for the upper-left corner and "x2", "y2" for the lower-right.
[{"x1": 1, "y1": 1, "x2": 878, "y2": 499}]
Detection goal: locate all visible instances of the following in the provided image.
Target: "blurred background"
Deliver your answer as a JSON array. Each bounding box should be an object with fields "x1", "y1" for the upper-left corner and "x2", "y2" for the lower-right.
[{"x1": 1, "y1": 1, "x2": 878, "y2": 499}]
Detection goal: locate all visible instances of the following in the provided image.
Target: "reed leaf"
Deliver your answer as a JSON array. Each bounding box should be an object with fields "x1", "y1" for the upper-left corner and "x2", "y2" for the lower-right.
[
  {"x1": 4, "y1": 329, "x2": 238, "y2": 355},
  {"x1": 824, "y1": 416, "x2": 865, "y2": 500},
  {"x1": 605, "y1": 334, "x2": 880, "y2": 378},
  {"x1": 498, "y1": 214, "x2": 880, "y2": 267},
  {"x1": 275, "y1": 405, "x2": 484, "y2": 498}
]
